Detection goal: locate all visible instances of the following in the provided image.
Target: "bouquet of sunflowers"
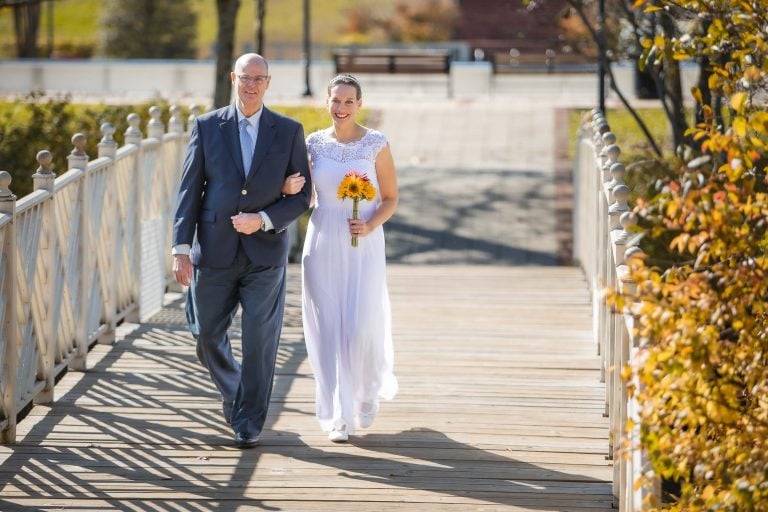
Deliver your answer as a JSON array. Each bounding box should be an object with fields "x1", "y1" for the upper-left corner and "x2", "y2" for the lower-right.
[{"x1": 337, "y1": 171, "x2": 376, "y2": 247}]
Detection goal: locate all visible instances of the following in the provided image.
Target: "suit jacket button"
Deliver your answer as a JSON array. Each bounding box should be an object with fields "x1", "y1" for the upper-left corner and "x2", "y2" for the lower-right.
[{"x1": 241, "y1": 189, "x2": 247, "y2": 195}]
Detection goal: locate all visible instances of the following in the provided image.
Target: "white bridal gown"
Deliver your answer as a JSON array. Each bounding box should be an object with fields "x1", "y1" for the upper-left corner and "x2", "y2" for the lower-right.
[{"x1": 302, "y1": 128, "x2": 398, "y2": 434}]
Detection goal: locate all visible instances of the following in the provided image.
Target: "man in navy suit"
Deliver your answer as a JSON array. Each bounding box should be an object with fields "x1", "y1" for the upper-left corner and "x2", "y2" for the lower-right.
[{"x1": 172, "y1": 53, "x2": 311, "y2": 448}]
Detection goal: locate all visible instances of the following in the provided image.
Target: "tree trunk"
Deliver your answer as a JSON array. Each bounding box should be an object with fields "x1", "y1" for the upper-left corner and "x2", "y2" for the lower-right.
[
  {"x1": 213, "y1": 0, "x2": 240, "y2": 108},
  {"x1": 568, "y1": 0, "x2": 663, "y2": 157},
  {"x1": 658, "y1": 12, "x2": 687, "y2": 149},
  {"x1": 694, "y1": 18, "x2": 713, "y2": 125},
  {"x1": 254, "y1": 0, "x2": 266, "y2": 55},
  {"x1": 12, "y1": 1, "x2": 42, "y2": 58},
  {"x1": 665, "y1": 60, "x2": 687, "y2": 148}
]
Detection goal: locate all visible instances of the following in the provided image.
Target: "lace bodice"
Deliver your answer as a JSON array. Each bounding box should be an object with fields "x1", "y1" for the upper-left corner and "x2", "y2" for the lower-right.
[
  {"x1": 306, "y1": 129, "x2": 388, "y2": 164},
  {"x1": 306, "y1": 128, "x2": 388, "y2": 213}
]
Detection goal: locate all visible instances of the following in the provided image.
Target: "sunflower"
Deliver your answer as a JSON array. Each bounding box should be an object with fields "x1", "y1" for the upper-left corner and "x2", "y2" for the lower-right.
[{"x1": 338, "y1": 172, "x2": 376, "y2": 201}]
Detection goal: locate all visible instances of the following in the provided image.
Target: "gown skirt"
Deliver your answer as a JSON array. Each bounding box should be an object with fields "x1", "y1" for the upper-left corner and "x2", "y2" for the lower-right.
[{"x1": 302, "y1": 129, "x2": 398, "y2": 433}]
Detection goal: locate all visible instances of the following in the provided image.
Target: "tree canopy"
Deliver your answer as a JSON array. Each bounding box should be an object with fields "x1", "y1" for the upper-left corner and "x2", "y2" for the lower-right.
[{"x1": 100, "y1": 0, "x2": 197, "y2": 59}]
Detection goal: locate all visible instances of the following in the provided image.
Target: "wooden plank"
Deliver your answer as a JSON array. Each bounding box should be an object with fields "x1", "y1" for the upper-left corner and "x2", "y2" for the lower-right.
[
  {"x1": 0, "y1": 500, "x2": 613, "y2": 512},
  {"x1": 0, "y1": 265, "x2": 613, "y2": 509}
]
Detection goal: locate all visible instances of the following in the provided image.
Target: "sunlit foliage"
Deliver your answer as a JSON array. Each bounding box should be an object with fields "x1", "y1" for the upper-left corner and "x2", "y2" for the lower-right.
[{"x1": 620, "y1": 1, "x2": 768, "y2": 509}]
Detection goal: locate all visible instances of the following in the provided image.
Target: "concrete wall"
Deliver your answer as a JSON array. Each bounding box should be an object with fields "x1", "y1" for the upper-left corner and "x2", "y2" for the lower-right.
[
  {"x1": 0, "y1": 59, "x2": 700, "y2": 106},
  {"x1": 0, "y1": 59, "x2": 336, "y2": 104}
]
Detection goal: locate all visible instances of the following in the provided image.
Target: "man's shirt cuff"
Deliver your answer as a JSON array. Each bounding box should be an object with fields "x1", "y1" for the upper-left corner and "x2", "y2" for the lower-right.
[
  {"x1": 172, "y1": 244, "x2": 191, "y2": 256},
  {"x1": 259, "y1": 211, "x2": 274, "y2": 231}
]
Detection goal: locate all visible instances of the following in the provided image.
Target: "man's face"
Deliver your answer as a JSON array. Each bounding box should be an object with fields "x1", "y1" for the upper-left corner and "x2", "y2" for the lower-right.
[{"x1": 231, "y1": 58, "x2": 270, "y2": 115}]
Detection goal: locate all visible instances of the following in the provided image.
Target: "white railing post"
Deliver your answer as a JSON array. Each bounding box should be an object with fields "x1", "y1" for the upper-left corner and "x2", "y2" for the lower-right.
[
  {"x1": 97, "y1": 123, "x2": 119, "y2": 345},
  {"x1": 148, "y1": 106, "x2": 164, "y2": 140},
  {"x1": 69, "y1": 134, "x2": 90, "y2": 371},
  {"x1": 136, "y1": 105, "x2": 168, "y2": 321},
  {"x1": 165, "y1": 105, "x2": 184, "y2": 289},
  {"x1": 188, "y1": 105, "x2": 202, "y2": 129},
  {"x1": 123, "y1": 113, "x2": 143, "y2": 324},
  {"x1": 31, "y1": 151, "x2": 56, "y2": 404},
  {"x1": 602, "y1": 144, "x2": 621, "y2": 202},
  {"x1": 0, "y1": 171, "x2": 19, "y2": 443},
  {"x1": 168, "y1": 104, "x2": 184, "y2": 135},
  {"x1": 597, "y1": 135, "x2": 615, "y2": 390},
  {"x1": 618, "y1": 245, "x2": 654, "y2": 511},
  {"x1": 97, "y1": 122, "x2": 117, "y2": 164},
  {"x1": 124, "y1": 113, "x2": 144, "y2": 145}
]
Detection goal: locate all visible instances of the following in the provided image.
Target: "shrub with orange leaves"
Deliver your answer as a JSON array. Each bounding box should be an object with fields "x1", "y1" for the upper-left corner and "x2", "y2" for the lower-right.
[{"x1": 623, "y1": 0, "x2": 768, "y2": 510}]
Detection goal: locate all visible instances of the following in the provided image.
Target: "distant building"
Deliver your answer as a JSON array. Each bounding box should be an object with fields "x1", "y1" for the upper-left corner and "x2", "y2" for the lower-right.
[{"x1": 455, "y1": 0, "x2": 582, "y2": 65}]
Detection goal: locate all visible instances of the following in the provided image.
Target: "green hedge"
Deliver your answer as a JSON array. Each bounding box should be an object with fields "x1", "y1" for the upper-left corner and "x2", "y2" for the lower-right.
[
  {"x1": 0, "y1": 94, "x2": 348, "y2": 199},
  {"x1": 0, "y1": 94, "x2": 189, "y2": 198}
]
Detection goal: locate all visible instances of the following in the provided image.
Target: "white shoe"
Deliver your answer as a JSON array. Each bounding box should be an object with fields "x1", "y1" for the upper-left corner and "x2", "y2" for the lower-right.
[
  {"x1": 358, "y1": 412, "x2": 375, "y2": 429},
  {"x1": 328, "y1": 426, "x2": 348, "y2": 443},
  {"x1": 358, "y1": 403, "x2": 378, "y2": 429}
]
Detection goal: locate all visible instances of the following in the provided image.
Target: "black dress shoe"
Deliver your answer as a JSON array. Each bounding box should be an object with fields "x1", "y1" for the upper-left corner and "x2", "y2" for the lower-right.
[{"x1": 235, "y1": 432, "x2": 259, "y2": 449}]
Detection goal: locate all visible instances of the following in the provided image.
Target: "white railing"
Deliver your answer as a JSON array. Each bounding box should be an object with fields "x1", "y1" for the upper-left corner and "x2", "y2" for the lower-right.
[
  {"x1": 0, "y1": 104, "x2": 198, "y2": 443},
  {"x1": 573, "y1": 110, "x2": 660, "y2": 511}
]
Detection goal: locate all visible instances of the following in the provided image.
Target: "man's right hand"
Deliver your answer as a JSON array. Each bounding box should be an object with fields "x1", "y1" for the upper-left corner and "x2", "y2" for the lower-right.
[{"x1": 173, "y1": 254, "x2": 193, "y2": 286}]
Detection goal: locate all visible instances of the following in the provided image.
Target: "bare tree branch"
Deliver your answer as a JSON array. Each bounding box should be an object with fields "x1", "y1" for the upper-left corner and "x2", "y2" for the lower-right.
[{"x1": 568, "y1": 0, "x2": 664, "y2": 157}]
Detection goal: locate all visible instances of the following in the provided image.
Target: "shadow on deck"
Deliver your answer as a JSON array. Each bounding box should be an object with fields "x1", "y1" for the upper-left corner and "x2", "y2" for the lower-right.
[{"x1": 0, "y1": 265, "x2": 612, "y2": 511}]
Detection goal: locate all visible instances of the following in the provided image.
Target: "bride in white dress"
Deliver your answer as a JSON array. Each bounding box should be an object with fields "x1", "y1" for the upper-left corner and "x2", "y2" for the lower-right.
[{"x1": 291, "y1": 75, "x2": 399, "y2": 443}]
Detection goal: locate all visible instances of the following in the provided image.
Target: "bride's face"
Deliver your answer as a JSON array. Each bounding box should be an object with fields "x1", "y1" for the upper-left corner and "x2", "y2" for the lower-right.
[{"x1": 327, "y1": 84, "x2": 361, "y2": 125}]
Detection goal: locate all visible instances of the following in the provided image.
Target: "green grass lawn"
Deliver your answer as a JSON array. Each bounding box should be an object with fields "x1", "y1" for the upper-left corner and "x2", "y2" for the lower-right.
[
  {"x1": 569, "y1": 107, "x2": 673, "y2": 163},
  {"x1": 569, "y1": 107, "x2": 690, "y2": 207},
  {"x1": 0, "y1": 0, "x2": 397, "y2": 59}
]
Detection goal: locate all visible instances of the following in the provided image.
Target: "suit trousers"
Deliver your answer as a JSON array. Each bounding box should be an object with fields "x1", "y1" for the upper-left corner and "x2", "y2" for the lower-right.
[{"x1": 185, "y1": 245, "x2": 286, "y2": 437}]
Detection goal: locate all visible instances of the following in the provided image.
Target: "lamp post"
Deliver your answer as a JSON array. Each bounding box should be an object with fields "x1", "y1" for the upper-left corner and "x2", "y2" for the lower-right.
[
  {"x1": 302, "y1": 0, "x2": 312, "y2": 97},
  {"x1": 47, "y1": 0, "x2": 54, "y2": 57},
  {"x1": 597, "y1": 0, "x2": 606, "y2": 112}
]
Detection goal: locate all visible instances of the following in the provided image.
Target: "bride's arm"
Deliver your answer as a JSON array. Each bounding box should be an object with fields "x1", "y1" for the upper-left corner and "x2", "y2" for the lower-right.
[
  {"x1": 307, "y1": 154, "x2": 316, "y2": 207},
  {"x1": 282, "y1": 154, "x2": 316, "y2": 208},
  {"x1": 348, "y1": 144, "x2": 398, "y2": 237}
]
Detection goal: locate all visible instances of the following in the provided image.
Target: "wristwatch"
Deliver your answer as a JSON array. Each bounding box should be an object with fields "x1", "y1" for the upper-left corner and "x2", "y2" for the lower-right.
[{"x1": 259, "y1": 212, "x2": 268, "y2": 232}]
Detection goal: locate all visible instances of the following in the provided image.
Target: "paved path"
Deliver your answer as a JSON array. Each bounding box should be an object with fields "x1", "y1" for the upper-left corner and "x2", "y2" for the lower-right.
[{"x1": 374, "y1": 100, "x2": 564, "y2": 265}]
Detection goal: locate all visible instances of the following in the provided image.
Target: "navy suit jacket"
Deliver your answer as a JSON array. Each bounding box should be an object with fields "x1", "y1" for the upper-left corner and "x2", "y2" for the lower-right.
[{"x1": 173, "y1": 104, "x2": 312, "y2": 268}]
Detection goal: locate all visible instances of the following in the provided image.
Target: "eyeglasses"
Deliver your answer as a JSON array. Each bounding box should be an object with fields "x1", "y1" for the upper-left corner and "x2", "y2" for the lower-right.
[{"x1": 237, "y1": 75, "x2": 269, "y2": 85}]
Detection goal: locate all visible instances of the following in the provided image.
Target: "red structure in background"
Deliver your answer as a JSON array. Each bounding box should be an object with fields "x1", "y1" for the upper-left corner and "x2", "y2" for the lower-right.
[{"x1": 455, "y1": 0, "x2": 588, "y2": 67}]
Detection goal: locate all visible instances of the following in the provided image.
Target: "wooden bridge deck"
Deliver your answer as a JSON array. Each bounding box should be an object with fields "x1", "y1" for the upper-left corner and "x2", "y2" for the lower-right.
[{"x1": 0, "y1": 264, "x2": 612, "y2": 512}]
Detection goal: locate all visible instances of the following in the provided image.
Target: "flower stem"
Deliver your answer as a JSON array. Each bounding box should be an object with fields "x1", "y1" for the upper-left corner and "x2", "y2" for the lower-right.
[{"x1": 352, "y1": 198, "x2": 359, "y2": 247}]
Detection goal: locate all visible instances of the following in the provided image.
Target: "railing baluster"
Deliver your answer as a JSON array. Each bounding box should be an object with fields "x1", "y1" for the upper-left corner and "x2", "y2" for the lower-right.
[
  {"x1": 123, "y1": 113, "x2": 143, "y2": 324},
  {"x1": 31, "y1": 151, "x2": 56, "y2": 404},
  {"x1": 97, "y1": 123, "x2": 119, "y2": 345},
  {"x1": 148, "y1": 106, "x2": 164, "y2": 140},
  {"x1": 168, "y1": 104, "x2": 184, "y2": 134},
  {"x1": 0, "y1": 172, "x2": 19, "y2": 443},
  {"x1": 68, "y1": 134, "x2": 90, "y2": 371}
]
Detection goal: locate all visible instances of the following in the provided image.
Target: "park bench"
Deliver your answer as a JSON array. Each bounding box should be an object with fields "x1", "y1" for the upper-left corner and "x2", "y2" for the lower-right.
[
  {"x1": 332, "y1": 49, "x2": 453, "y2": 97},
  {"x1": 491, "y1": 51, "x2": 596, "y2": 74}
]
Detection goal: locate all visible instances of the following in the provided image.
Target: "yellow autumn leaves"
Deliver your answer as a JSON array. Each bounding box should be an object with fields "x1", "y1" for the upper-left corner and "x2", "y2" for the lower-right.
[{"x1": 616, "y1": 0, "x2": 768, "y2": 510}]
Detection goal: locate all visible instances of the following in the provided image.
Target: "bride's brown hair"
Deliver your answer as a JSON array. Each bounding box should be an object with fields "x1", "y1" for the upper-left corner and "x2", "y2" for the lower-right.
[{"x1": 327, "y1": 74, "x2": 362, "y2": 99}]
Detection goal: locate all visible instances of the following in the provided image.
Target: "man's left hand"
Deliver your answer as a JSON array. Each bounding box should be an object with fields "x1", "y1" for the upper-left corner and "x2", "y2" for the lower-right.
[{"x1": 231, "y1": 212, "x2": 263, "y2": 234}]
